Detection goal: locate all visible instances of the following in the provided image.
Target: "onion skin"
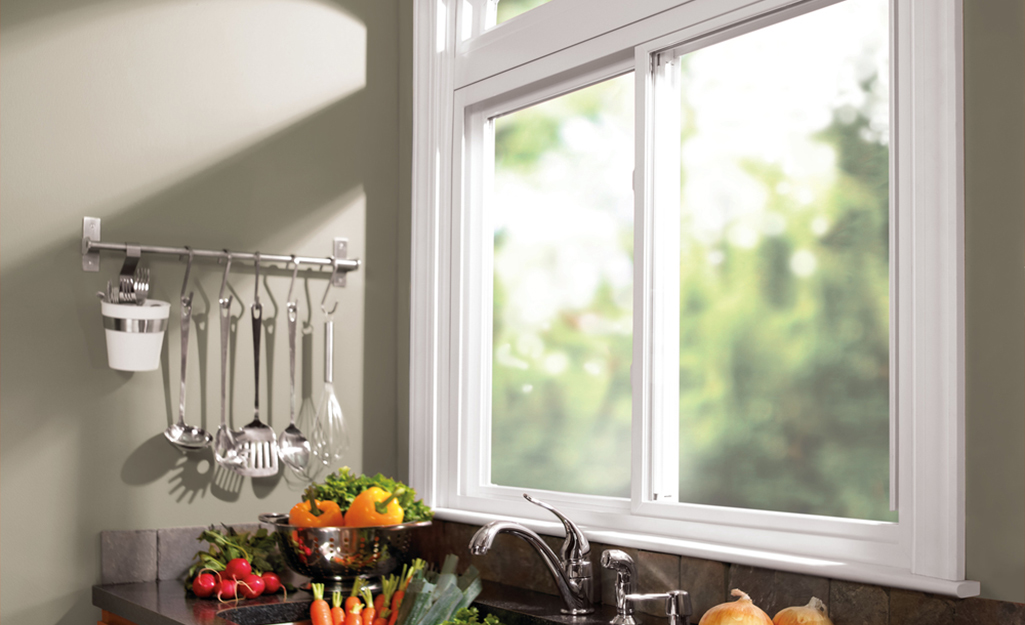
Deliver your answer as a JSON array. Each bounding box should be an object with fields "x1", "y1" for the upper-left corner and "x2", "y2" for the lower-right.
[
  {"x1": 699, "y1": 589, "x2": 772, "y2": 625},
  {"x1": 772, "y1": 597, "x2": 833, "y2": 625}
]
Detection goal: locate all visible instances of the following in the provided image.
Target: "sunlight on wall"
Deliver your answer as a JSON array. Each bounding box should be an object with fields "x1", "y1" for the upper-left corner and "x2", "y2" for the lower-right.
[{"x1": 0, "y1": 0, "x2": 366, "y2": 264}]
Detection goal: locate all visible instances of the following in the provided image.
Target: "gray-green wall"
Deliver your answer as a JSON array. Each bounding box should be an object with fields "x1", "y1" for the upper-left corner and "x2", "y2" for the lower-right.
[
  {"x1": 1, "y1": 2, "x2": 1023, "y2": 624},
  {"x1": 963, "y1": 0, "x2": 1025, "y2": 604},
  {"x1": 0, "y1": 0, "x2": 404, "y2": 622}
]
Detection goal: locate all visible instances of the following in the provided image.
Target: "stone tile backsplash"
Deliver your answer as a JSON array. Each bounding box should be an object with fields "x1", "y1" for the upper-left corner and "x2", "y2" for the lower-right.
[
  {"x1": 100, "y1": 519, "x2": 1025, "y2": 625},
  {"x1": 726, "y1": 564, "x2": 830, "y2": 618},
  {"x1": 101, "y1": 529, "x2": 158, "y2": 585},
  {"x1": 829, "y1": 580, "x2": 889, "y2": 625},
  {"x1": 101, "y1": 523, "x2": 263, "y2": 585},
  {"x1": 411, "y1": 520, "x2": 1025, "y2": 625}
]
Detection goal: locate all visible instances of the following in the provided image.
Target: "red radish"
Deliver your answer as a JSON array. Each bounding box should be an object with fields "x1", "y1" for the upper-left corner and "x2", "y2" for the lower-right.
[
  {"x1": 239, "y1": 574, "x2": 265, "y2": 599},
  {"x1": 217, "y1": 578, "x2": 238, "y2": 602},
  {"x1": 261, "y1": 572, "x2": 282, "y2": 594},
  {"x1": 224, "y1": 558, "x2": 252, "y2": 580},
  {"x1": 192, "y1": 573, "x2": 217, "y2": 598}
]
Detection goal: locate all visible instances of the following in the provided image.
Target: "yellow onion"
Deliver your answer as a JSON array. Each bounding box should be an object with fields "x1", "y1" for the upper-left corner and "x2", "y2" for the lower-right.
[
  {"x1": 699, "y1": 589, "x2": 772, "y2": 625},
  {"x1": 772, "y1": 597, "x2": 833, "y2": 625}
]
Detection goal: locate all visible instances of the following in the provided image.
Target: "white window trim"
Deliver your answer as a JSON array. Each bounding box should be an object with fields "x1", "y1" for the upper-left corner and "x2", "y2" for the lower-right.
[{"x1": 410, "y1": 0, "x2": 975, "y2": 597}]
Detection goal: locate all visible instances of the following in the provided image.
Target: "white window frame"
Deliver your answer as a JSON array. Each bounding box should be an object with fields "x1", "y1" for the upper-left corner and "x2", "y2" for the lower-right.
[{"x1": 410, "y1": 0, "x2": 975, "y2": 597}]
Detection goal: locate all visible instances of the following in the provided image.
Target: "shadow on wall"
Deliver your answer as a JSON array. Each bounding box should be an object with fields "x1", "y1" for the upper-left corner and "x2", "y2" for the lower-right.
[
  {"x1": 0, "y1": 0, "x2": 402, "y2": 624},
  {"x1": 1, "y1": 84, "x2": 370, "y2": 490}
]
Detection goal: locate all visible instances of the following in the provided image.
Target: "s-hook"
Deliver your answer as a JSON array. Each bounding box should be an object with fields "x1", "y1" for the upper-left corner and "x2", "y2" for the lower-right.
[
  {"x1": 180, "y1": 247, "x2": 194, "y2": 305},
  {"x1": 286, "y1": 255, "x2": 301, "y2": 305},
  {"x1": 218, "y1": 251, "x2": 233, "y2": 308},
  {"x1": 320, "y1": 270, "x2": 339, "y2": 316}
]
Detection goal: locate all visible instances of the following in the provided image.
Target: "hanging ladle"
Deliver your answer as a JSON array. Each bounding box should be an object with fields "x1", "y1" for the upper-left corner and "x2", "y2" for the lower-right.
[
  {"x1": 278, "y1": 257, "x2": 312, "y2": 473},
  {"x1": 164, "y1": 248, "x2": 213, "y2": 452},
  {"x1": 214, "y1": 253, "x2": 246, "y2": 469}
]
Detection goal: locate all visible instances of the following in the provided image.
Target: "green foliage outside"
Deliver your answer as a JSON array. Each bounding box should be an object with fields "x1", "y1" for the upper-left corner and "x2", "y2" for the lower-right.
[
  {"x1": 496, "y1": 0, "x2": 552, "y2": 24},
  {"x1": 674, "y1": 87, "x2": 892, "y2": 520},
  {"x1": 491, "y1": 75, "x2": 634, "y2": 497},
  {"x1": 489, "y1": 9, "x2": 894, "y2": 521}
]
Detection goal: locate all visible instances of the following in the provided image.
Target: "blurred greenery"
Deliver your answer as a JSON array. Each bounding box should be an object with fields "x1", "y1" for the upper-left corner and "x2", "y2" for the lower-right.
[
  {"x1": 675, "y1": 99, "x2": 891, "y2": 520},
  {"x1": 489, "y1": 12, "x2": 894, "y2": 521},
  {"x1": 491, "y1": 75, "x2": 634, "y2": 497},
  {"x1": 496, "y1": 0, "x2": 552, "y2": 24}
]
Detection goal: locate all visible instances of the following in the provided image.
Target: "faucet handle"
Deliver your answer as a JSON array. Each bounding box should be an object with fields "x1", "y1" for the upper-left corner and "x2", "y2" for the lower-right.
[
  {"x1": 624, "y1": 591, "x2": 692, "y2": 625},
  {"x1": 523, "y1": 493, "x2": 590, "y2": 562}
]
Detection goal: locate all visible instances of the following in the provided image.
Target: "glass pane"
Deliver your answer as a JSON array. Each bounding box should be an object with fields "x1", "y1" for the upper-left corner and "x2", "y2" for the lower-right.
[
  {"x1": 496, "y1": 0, "x2": 552, "y2": 24},
  {"x1": 675, "y1": 0, "x2": 895, "y2": 520},
  {"x1": 491, "y1": 73, "x2": 634, "y2": 497}
]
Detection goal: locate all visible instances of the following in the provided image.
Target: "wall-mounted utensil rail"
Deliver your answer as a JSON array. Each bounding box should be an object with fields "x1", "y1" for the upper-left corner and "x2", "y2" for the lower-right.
[{"x1": 81, "y1": 217, "x2": 360, "y2": 287}]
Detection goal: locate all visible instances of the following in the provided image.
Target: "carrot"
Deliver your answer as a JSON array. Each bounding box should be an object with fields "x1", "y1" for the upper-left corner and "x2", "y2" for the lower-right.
[
  {"x1": 346, "y1": 578, "x2": 366, "y2": 613},
  {"x1": 332, "y1": 591, "x2": 345, "y2": 625},
  {"x1": 386, "y1": 593, "x2": 403, "y2": 625},
  {"x1": 310, "y1": 584, "x2": 333, "y2": 625},
  {"x1": 345, "y1": 603, "x2": 364, "y2": 625},
  {"x1": 389, "y1": 557, "x2": 426, "y2": 622},
  {"x1": 377, "y1": 574, "x2": 400, "y2": 612},
  {"x1": 372, "y1": 609, "x2": 390, "y2": 625},
  {"x1": 360, "y1": 587, "x2": 377, "y2": 625},
  {"x1": 388, "y1": 559, "x2": 425, "y2": 625}
]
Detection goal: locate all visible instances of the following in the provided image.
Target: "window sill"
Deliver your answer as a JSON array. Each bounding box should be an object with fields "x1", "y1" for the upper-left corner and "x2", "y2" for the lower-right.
[{"x1": 434, "y1": 508, "x2": 980, "y2": 598}]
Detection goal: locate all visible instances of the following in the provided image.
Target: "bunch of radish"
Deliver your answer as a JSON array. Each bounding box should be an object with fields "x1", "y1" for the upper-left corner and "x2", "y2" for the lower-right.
[
  {"x1": 191, "y1": 558, "x2": 285, "y2": 602},
  {"x1": 187, "y1": 525, "x2": 290, "y2": 602}
]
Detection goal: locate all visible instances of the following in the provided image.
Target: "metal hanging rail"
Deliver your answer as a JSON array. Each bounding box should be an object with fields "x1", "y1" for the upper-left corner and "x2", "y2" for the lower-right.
[{"x1": 81, "y1": 217, "x2": 360, "y2": 287}]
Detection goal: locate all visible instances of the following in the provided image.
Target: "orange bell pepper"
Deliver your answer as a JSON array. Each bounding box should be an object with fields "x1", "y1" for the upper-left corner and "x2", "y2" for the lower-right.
[
  {"x1": 344, "y1": 487, "x2": 404, "y2": 527},
  {"x1": 290, "y1": 487, "x2": 345, "y2": 527}
]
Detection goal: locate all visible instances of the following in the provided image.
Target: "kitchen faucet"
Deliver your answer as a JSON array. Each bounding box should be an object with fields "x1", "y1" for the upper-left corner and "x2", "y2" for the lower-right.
[
  {"x1": 468, "y1": 493, "x2": 595, "y2": 615},
  {"x1": 601, "y1": 549, "x2": 692, "y2": 625}
]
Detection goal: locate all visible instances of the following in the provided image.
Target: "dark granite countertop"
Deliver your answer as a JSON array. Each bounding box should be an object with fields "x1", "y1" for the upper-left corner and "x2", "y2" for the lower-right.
[{"x1": 94, "y1": 580, "x2": 663, "y2": 625}]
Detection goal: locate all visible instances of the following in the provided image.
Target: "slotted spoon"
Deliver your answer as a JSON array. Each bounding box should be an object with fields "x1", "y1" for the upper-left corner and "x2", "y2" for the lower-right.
[{"x1": 235, "y1": 254, "x2": 278, "y2": 477}]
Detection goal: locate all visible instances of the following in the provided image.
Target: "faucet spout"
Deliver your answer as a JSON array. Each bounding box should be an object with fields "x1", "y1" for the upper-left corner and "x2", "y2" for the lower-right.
[{"x1": 470, "y1": 520, "x2": 594, "y2": 615}]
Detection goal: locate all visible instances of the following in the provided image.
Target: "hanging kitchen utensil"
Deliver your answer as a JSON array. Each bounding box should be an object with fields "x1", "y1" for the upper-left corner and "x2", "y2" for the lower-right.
[
  {"x1": 135, "y1": 267, "x2": 150, "y2": 305},
  {"x1": 313, "y1": 276, "x2": 349, "y2": 473},
  {"x1": 214, "y1": 253, "x2": 246, "y2": 470},
  {"x1": 235, "y1": 253, "x2": 279, "y2": 477},
  {"x1": 117, "y1": 245, "x2": 142, "y2": 304},
  {"x1": 278, "y1": 258, "x2": 312, "y2": 474},
  {"x1": 164, "y1": 248, "x2": 212, "y2": 452},
  {"x1": 294, "y1": 328, "x2": 326, "y2": 482}
]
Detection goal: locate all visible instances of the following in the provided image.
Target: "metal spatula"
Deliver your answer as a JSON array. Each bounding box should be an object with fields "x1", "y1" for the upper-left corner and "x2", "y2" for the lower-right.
[{"x1": 235, "y1": 254, "x2": 278, "y2": 477}]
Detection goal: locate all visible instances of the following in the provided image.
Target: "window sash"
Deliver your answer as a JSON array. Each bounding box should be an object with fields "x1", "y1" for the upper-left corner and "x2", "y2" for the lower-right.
[
  {"x1": 410, "y1": 0, "x2": 971, "y2": 595},
  {"x1": 635, "y1": 0, "x2": 895, "y2": 520}
]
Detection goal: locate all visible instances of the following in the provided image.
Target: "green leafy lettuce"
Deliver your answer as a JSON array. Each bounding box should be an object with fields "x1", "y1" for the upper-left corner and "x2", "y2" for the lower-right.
[
  {"x1": 440, "y1": 608, "x2": 501, "y2": 625},
  {"x1": 314, "y1": 467, "x2": 434, "y2": 523}
]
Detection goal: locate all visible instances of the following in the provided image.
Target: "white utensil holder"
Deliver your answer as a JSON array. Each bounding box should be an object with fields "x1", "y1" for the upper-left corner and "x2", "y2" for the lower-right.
[{"x1": 102, "y1": 300, "x2": 170, "y2": 371}]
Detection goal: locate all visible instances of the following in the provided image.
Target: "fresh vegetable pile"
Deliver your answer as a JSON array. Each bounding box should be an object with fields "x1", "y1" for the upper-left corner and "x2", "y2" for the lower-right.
[
  {"x1": 309, "y1": 555, "x2": 494, "y2": 625},
  {"x1": 290, "y1": 467, "x2": 433, "y2": 528},
  {"x1": 185, "y1": 525, "x2": 292, "y2": 601}
]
